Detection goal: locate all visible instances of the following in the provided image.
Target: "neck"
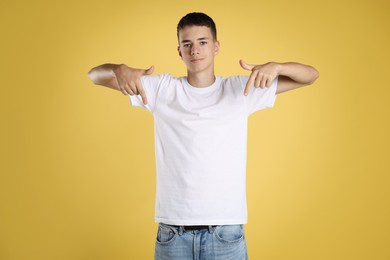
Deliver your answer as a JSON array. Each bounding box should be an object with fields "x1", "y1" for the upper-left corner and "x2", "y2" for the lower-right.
[{"x1": 187, "y1": 69, "x2": 216, "y2": 88}]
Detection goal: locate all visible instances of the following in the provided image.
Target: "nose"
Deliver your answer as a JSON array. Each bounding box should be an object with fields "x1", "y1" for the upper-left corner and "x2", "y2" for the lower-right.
[{"x1": 191, "y1": 44, "x2": 199, "y2": 56}]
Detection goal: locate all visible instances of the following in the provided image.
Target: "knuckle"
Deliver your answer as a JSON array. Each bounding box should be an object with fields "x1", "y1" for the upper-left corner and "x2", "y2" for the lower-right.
[
  {"x1": 130, "y1": 85, "x2": 137, "y2": 92},
  {"x1": 137, "y1": 87, "x2": 145, "y2": 94}
]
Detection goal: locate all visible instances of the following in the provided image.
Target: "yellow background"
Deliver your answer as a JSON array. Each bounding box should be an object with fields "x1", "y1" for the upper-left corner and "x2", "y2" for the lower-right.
[{"x1": 1, "y1": 0, "x2": 389, "y2": 259}]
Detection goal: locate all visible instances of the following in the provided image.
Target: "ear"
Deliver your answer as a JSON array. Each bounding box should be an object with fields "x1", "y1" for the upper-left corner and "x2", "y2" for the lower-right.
[
  {"x1": 214, "y1": 41, "x2": 220, "y2": 55},
  {"x1": 177, "y1": 46, "x2": 183, "y2": 59}
]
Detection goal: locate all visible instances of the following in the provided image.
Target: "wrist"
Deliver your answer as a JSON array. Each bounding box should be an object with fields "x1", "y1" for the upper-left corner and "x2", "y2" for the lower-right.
[
  {"x1": 115, "y1": 63, "x2": 125, "y2": 73},
  {"x1": 274, "y1": 62, "x2": 284, "y2": 75},
  {"x1": 114, "y1": 63, "x2": 131, "y2": 77}
]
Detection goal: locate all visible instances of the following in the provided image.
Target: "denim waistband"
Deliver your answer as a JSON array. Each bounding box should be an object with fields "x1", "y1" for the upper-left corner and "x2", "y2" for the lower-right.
[{"x1": 160, "y1": 223, "x2": 216, "y2": 234}]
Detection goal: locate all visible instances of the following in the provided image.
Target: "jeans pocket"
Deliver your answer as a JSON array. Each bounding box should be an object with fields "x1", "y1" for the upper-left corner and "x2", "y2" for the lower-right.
[
  {"x1": 156, "y1": 224, "x2": 177, "y2": 245},
  {"x1": 214, "y1": 225, "x2": 245, "y2": 244}
]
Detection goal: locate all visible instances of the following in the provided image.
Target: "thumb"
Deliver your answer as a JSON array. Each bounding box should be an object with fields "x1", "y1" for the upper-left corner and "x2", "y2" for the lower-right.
[
  {"x1": 239, "y1": 59, "x2": 254, "y2": 71},
  {"x1": 144, "y1": 65, "x2": 155, "y2": 75}
]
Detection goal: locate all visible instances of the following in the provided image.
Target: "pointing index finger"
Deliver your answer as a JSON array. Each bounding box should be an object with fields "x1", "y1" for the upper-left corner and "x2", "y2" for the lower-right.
[
  {"x1": 244, "y1": 71, "x2": 257, "y2": 96},
  {"x1": 136, "y1": 79, "x2": 148, "y2": 105}
]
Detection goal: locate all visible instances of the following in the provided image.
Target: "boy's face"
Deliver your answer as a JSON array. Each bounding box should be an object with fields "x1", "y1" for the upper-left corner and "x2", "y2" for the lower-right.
[{"x1": 177, "y1": 25, "x2": 220, "y2": 74}]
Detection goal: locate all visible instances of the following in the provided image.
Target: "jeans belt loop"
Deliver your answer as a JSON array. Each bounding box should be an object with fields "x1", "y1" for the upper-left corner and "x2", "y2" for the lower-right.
[
  {"x1": 179, "y1": 226, "x2": 184, "y2": 236},
  {"x1": 208, "y1": 225, "x2": 214, "y2": 233}
]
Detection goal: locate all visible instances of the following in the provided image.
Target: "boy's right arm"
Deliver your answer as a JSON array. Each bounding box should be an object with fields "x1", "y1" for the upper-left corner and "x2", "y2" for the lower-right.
[{"x1": 87, "y1": 63, "x2": 154, "y2": 105}]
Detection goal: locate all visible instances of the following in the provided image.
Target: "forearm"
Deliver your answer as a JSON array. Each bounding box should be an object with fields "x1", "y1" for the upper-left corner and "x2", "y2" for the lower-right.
[
  {"x1": 87, "y1": 63, "x2": 120, "y2": 89},
  {"x1": 277, "y1": 62, "x2": 319, "y2": 85},
  {"x1": 87, "y1": 63, "x2": 154, "y2": 103}
]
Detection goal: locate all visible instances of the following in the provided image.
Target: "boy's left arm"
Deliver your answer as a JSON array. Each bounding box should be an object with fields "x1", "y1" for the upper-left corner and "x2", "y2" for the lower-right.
[{"x1": 240, "y1": 60, "x2": 319, "y2": 95}]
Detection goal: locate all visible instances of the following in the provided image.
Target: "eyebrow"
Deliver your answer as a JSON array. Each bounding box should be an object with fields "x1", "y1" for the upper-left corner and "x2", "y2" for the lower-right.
[{"x1": 180, "y1": 37, "x2": 209, "y2": 44}]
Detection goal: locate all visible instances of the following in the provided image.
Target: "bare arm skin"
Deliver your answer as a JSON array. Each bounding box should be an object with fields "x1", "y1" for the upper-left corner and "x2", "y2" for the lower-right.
[
  {"x1": 87, "y1": 63, "x2": 154, "y2": 104},
  {"x1": 239, "y1": 60, "x2": 319, "y2": 95}
]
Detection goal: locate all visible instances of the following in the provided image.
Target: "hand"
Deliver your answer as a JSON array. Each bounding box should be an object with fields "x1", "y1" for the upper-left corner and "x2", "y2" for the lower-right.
[
  {"x1": 114, "y1": 64, "x2": 154, "y2": 104},
  {"x1": 239, "y1": 60, "x2": 280, "y2": 96}
]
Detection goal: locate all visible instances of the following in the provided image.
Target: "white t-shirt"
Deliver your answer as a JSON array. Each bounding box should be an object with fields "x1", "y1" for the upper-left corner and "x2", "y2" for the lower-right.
[{"x1": 129, "y1": 74, "x2": 277, "y2": 225}]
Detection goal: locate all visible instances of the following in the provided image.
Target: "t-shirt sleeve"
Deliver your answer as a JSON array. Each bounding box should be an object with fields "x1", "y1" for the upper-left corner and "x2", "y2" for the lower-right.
[
  {"x1": 129, "y1": 74, "x2": 170, "y2": 113},
  {"x1": 238, "y1": 76, "x2": 278, "y2": 115}
]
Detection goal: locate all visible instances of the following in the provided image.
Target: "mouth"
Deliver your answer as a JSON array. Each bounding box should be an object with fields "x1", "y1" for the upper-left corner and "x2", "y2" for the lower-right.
[{"x1": 190, "y1": 58, "x2": 204, "y2": 63}]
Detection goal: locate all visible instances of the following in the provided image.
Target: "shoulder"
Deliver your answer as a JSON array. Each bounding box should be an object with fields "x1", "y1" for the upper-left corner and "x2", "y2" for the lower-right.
[
  {"x1": 141, "y1": 73, "x2": 174, "y2": 82},
  {"x1": 141, "y1": 73, "x2": 183, "y2": 87}
]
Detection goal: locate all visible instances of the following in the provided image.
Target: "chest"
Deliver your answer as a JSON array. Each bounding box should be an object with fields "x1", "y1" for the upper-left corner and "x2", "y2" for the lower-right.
[{"x1": 156, "y1": 85, "x2": 246, "y2": 126}]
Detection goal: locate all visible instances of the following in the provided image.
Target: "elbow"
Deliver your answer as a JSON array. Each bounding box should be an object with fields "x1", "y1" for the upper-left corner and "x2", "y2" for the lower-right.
[
  {"x1": 308, "y1": 66, "x2": 320, "y2": 85},
  {"x1": 313, "y1": 67, "x2": 320, "y2": 81},
  {"x1": 87, "y1": 68, "x2": 98, "y2": 84}
]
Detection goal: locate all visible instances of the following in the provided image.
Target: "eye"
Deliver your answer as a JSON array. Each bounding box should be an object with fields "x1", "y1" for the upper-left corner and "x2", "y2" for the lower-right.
[
  {"x1": 183, "y1": 43, "x2": 191, "y2": 48},
  {"x1": 200, "y1": 41, "x2": 208, "y2": 45}
]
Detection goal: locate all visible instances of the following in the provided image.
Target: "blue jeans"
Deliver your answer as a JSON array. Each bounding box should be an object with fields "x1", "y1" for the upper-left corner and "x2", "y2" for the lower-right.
[{"x1": 154, "y1": 223, "x2": 248, "y2": 260}]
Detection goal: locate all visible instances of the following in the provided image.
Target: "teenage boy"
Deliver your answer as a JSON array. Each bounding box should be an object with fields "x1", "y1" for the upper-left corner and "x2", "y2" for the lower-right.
[{"x1": 88, "y1": 12, "x2": 319, "y2": 260}]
